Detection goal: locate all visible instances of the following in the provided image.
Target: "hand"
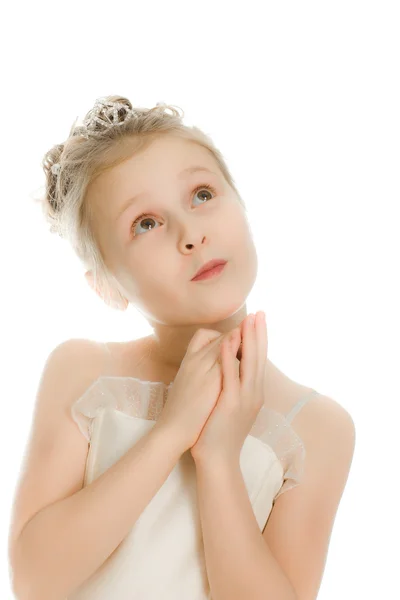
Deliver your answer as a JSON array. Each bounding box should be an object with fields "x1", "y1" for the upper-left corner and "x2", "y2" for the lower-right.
[
  {"x1": 190, "y1": 311, "x2": 268, "y2": 466},
  {"x1": 155, "y1": 327, "x2": 234, "y2": 453}
]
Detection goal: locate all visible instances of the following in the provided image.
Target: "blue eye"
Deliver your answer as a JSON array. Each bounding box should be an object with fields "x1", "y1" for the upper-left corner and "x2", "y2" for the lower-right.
[{"x1": 130, "y1": 183, "x2": 216, "y2": 238}]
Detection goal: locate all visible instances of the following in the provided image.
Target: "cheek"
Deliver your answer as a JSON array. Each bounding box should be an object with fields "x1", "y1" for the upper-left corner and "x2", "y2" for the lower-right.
[
  {"x1": 226, "y1": 210, "x2": 253, "y2": 244},
  {"x1": 232, "y1": 217, "x2": 258, "y2": 269}
]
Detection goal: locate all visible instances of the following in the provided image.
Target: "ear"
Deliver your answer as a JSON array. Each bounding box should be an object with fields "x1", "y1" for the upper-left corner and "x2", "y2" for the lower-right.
[{"x1": 84, "y1": 270, "x2": 129, "y2": 311}]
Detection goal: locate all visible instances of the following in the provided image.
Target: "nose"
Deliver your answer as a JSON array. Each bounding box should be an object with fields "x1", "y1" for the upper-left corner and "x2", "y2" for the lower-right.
[
  {"x1": 174, "y1": 209, "x2": 209, "y2": 252},
  {"x1": 185, "y1": 235, "x2": 206, "y2": 250}
]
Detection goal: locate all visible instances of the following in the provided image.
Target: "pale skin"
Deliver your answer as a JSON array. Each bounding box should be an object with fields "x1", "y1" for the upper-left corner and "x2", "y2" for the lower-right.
[
  {"x1": 84, "y1": 134, "x2": 356, "y2": 599},
  {"x1": 85, "y1": 135, "x2": 258, "y2": 367},
  {"x1": 85, "y1": 134, "x2": 301, "y2": 403}
]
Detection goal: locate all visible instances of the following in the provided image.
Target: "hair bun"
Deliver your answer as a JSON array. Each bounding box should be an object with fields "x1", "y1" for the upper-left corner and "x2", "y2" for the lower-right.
[{"x1": 81, "y1": 96, "x2": 136, "y2": 137}]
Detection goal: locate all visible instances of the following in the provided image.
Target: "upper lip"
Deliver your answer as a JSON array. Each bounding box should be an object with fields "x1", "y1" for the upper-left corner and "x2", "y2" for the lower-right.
[{"x1": 191, "y1": 258, "x2": 227, "y2": 280}]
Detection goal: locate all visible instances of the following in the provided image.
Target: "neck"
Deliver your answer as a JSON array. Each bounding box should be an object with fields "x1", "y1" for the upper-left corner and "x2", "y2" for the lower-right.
[{"x1": 143, "y1": 332, "x2": 289, "y2": 398}]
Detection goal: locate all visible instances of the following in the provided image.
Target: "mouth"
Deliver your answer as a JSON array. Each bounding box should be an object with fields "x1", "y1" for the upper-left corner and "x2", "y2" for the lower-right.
[{"x1": 191, "y1": 259, "x2": 227, "y2": 281}]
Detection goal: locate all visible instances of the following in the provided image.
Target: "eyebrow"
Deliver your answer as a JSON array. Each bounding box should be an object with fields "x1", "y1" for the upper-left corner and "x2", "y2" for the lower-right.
[{"x1": 115, "y1": 166, "x2": 219, "y2": 221}]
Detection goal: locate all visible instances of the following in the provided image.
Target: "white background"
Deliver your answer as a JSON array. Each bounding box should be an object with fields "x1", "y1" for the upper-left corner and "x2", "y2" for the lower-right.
[{"x1": 1, "y1": 1, "x2": 398, "y2": 598}]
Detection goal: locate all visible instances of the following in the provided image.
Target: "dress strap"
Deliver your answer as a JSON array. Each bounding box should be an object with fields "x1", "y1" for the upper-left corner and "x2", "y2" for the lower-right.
[{"x1": 285, "y1": 389, "x2": 319, "y2": 424}]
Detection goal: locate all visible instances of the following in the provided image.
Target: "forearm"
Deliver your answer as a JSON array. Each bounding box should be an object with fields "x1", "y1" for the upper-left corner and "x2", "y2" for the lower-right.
[
  {"x1": 195, "y1": 459, "x2": 297, "y2": 600},
  {"x1": 13, "y1": 424, "x2": 183, "y2": 600}
]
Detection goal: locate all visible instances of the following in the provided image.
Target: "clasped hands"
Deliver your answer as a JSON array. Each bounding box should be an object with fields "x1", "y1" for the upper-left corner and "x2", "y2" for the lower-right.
[{"x1": 190, "y1": 311, "x2": 268, "y2": 466}]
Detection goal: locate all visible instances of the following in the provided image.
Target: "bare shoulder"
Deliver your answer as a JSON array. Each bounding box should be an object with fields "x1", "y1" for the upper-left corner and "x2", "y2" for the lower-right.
[
  {"x1": 303, "y1": 392, "x2": 356, "y2": 457},
  {"x1": 47, "y1": 337, "x2": 109, "y2": 380},
  {"x1": 32, "y1": 337, "x2": 110, "y2": 415},
  {"x1": 273, "y1": 374, "x2": 357, "y2": 478},
  {"x1": 8, "y1": 338, "x2": 108, "y2": 560},
  {"x1": 50, "y1": 336, "x2": 107, "y2": 364},
  {"x1": 293, "y1": 391, "x2": 356, "y2": 505},
  {"x1": 26, "y1": 337, "x2": 110, "y2": 434},
  {"x1": 274, "y1": 372, "x2": 356, "y2": 456}
]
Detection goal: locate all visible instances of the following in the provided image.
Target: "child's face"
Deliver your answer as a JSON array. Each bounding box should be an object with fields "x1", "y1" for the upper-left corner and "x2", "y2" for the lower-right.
[{"x1": 86, "y1": 135, "x2": 258, "y2": 327}]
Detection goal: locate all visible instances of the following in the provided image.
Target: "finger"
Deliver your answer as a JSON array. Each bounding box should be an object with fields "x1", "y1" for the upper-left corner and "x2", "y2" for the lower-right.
[
  {"x1": 229, "y1": 328, "x2": 241, "y2": 362},
  {"x1": 239, "y1": 314, "x2": 257, "y2": 385},
  {"x1": 190, "y1": 328, "x2": 235, "y2": 368},
  {"x1": 220, "y1": 335, "x2": 237, "y2": 391},
  {"x1": 229, "y1": 329, "x2": 241, "y2": 382},
  {"x1": 187, "y1": 328, "x2": 222, "y2": 354},
  {"x1": 255, "y1": 311, "x2": 268, "y2": 381}
]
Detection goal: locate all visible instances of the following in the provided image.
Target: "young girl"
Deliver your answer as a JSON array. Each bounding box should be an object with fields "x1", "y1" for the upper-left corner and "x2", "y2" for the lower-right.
[{"x1": 8, "y1": 96, "x2": 355, "y2": 600}]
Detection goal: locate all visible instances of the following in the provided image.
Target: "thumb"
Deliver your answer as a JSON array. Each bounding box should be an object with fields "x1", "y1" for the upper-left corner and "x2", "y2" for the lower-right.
[
  {"x1": 187, "y1": 327, "x2": 226, "y2": 355},
  {"x1": 187, "y1": 325, "x2": 245, "y2": 366}
]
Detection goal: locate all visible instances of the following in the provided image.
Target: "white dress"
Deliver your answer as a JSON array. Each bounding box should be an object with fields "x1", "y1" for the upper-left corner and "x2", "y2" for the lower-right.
[{"x1": 68, "y1": 375, "x2": 319, "y2": 599}]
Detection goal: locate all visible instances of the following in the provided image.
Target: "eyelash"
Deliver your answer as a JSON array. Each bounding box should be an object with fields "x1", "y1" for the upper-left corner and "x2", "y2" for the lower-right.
[{"x1": 130, "y1": 183, "x2": 217, "y2": 238}]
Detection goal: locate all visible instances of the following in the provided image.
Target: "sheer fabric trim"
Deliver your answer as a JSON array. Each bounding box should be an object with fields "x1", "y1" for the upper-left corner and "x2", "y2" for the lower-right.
[
  {"x1": 71, "y1": 376, "x2": 316, "y2": 498},
  {"x1": 71, "y1": 376, "x2": 173, "y2": 441}
]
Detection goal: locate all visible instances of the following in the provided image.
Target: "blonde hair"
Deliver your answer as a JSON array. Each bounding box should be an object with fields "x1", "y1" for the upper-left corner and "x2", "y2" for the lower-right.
[{"x1": 38, "y1": 95, "x2": 245, "y2": 306}]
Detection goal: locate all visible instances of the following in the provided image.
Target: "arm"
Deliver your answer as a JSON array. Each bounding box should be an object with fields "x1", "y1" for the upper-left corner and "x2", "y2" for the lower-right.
[
  {"x1": 195, "y1": 396, "x2": 356, "y2": 600},
  {"x1": 195, "y1": 458, "x2": 297, "y2": 600},
  {"x1": 12, "y1": 423, "x2": 183, "y2": 600}
]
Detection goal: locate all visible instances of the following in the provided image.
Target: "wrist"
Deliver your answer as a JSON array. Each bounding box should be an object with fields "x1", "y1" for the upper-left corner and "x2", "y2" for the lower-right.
[
  {"x1": 193, "y1": 452, "x2": 241, "y2": 473},
  {"x1": 152, "y1": 421, "x2": 187, "y2": 458}
]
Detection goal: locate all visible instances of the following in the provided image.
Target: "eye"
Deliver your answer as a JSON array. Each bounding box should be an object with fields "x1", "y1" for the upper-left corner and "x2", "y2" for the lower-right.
[{"x1": 130, "y1": 183, "x2": 216, "y2": 238}]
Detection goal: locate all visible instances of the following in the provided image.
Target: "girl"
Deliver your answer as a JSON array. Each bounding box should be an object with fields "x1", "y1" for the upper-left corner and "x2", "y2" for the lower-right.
[{"x1": 8, "y1": 96, "x2": 355, "y2": 600}]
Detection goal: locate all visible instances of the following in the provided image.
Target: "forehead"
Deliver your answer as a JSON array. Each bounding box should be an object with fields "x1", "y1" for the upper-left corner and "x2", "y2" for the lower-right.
[
  {"x1": 126, "y1": 136, "x2": 218, "y2": 186},
  {"x1": 129, "y1": 135, "x2": 214, "y2": 169},
  {"x1": 88, "y1": 136, "x2": 222, "y2": 233},
  {"x1": 88, "y1": 136, "x2": 218, "y2": 213}
]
